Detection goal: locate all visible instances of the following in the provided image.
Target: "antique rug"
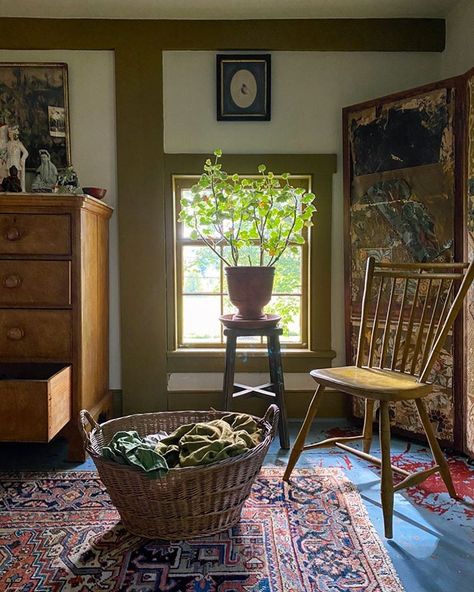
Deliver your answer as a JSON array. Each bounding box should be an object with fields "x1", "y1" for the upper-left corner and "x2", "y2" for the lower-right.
[
  {"x1": 323, "y1": 426, "x2": 474, "y2": 522},
  {"x1": 0, "y1": 468, "x2": 403, "y2": 592}
]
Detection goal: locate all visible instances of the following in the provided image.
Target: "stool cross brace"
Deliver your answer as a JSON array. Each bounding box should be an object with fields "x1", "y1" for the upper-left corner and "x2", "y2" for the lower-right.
[{"x1": 222, "y1": 326, "x2": 289, "y2": 449}]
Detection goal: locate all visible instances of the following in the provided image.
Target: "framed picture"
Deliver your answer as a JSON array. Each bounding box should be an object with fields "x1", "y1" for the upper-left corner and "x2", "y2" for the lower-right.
[
  {"x1": 0, "y1": 63, "x2": 70, "y2": 172},
  {"x1": 216, "y1": 54, "x2": 271, "y2": 121}
]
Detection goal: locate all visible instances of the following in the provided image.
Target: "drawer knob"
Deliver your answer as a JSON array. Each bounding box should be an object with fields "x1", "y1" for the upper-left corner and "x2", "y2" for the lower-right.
[
  {"x1": 6, "y1": 327, "x2": 25, "y2": 340},
  {"x1": 5, "y1": 227, "x2": 21, "y2": 241},
  {"x1": 3, "y1": 274, "x2": 22, "y2": 289}
]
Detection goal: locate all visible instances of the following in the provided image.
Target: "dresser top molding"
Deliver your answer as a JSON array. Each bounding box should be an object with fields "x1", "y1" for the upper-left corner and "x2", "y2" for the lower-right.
[{"x1": 0, "y1": 193, "x2": 113, "y2": 218}]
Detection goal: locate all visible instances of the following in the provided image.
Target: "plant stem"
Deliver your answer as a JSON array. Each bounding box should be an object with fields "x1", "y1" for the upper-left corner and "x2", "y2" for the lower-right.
[
  {"x1": 268, "y1": 195, "x2": 298, "y2": 266},
  {"x1": 259, "y1": 174, "x2": 275, "y2": 266},
  {"x1": 193, "y1": 218, "x2": 232, "y2": 266},
  {"x1": 210, "y1": 166, "x2": 237, "y2": 264}
]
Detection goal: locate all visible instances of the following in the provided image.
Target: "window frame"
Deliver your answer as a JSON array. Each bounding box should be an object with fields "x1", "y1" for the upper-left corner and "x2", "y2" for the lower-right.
[
  {"x1": 164, "y1": 153, "x2": 337, "y2": 374},
  {"x1": 173, "y1": 174, "x2": 311, "y2": 349}
]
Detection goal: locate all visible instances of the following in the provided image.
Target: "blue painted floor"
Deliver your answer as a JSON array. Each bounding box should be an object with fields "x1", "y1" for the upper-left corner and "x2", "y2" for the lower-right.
[{"x1": 1, "y1": 418, "x2": 473, "y2": 592}]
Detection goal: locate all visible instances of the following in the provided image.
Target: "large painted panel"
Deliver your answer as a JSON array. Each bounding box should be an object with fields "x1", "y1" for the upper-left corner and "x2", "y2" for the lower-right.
[
  {"x1": 466, "y1": 71, "x2": 474, "y2": 457},
  {"x1": 345, "y1": 85, "x2": 459, "y2": 444}
]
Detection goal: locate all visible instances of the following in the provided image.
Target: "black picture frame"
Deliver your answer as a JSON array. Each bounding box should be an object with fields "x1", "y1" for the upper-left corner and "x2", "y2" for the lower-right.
[{"x1": 216, "y1": 54, "x2": 271, "y2": 121}]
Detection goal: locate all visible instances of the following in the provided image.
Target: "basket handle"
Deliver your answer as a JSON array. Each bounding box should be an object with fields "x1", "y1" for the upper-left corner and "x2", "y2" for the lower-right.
[
  {"x1": 263, "y1": 404, "x2": 280, "y2": 439},
  {"x1": 79, "y1": 409, "x2": 101, "y2": 448}
]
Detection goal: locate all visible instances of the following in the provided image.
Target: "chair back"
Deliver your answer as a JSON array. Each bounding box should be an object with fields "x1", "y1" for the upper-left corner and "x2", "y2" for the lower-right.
[{"x1": 356, "y1": 258, "x2": 474, "y2": 383}]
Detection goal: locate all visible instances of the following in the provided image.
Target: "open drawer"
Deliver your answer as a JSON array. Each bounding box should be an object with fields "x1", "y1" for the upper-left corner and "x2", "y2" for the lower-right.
[{"x1": 0, "y1": 363, "x2": 71, "y2": 442}]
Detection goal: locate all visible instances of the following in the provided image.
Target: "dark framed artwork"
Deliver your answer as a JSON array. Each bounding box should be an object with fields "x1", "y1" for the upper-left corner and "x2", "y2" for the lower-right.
[
  {"x1": 465, "y1": 67, "x2": 474, "y2": 458},
  {"x1": 0, "y1": 63, "x2": 71, "y2": 172},
  {"x1": 343, "y1": 76, "x2": 466, "y2": 448},
  {"x1": 216, "y1": 54, "x2": 271, "y2": 121}
]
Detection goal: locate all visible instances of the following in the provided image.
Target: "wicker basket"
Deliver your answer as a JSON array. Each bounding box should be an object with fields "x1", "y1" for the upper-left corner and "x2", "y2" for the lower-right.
[{"x1": 79, "y1": 405, "x2": 279, "y2": 540}]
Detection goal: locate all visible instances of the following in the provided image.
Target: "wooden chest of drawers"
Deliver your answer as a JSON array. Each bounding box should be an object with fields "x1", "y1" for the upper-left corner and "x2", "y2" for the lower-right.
[{"x1": 0, "y1": 194, "x2": 113, "y2": 461}]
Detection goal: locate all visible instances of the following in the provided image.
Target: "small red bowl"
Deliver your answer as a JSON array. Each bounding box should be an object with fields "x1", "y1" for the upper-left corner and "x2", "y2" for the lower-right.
[{"x1": 83, "y1": 187, "x2": 107, "y2": 200}]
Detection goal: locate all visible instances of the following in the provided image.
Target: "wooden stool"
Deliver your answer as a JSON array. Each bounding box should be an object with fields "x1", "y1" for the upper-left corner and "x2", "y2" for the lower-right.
[{"x1": 222, "y1": 326, "x2": 289, "y2": 449}]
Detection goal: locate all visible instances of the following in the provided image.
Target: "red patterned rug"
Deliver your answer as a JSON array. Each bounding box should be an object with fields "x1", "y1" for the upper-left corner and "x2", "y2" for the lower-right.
[{"x1": 0, "y1": 468, "x2": 403, "y2": 591}]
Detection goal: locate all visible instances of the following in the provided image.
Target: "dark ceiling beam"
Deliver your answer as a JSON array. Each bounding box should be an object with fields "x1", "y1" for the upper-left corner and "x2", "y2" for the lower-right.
[{"x1": 0, "y1": 18, "x2": 445, "y2": 52}]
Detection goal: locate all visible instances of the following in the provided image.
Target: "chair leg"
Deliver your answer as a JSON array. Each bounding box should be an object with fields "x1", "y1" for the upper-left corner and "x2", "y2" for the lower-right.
[
  {"x1": 362, "y1": 399, "x2": 375, "y2": 454},
  {"x1": 283, "y1": 385, "x2": 325, "y2": 482},
  {"x1": 379, "y1": 401, "x2": 394, "y2": 539},
  {"x1": 415, "y1": 398, "x2": 457, "y2": 499}
]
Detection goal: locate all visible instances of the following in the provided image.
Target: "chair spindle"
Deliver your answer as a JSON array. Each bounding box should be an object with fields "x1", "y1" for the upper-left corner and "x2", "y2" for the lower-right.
[
  {"x1": 400, "y1": 275, "x2": 422, "y2": 373},
  {"x1": 410, "y1": 278, "x2": 433, "y2": 376},
  {"x1": 379, "y1": 277, "x2": 396, "y2": 369},
  {"x1": 391, "y1": 277, "x2": 409, "y2": 370},
  {"x1": 431, "y1": 279, "x2": 454, "y2": 347},
  {"x1": 368, "y1": 276, "x2": 385, "y2": 367},
  {"x1": 356, "y1": 257, "x2": 376, "y2": 367},
  {"x1": 419, "y1": 280, "x2": 445, "y2": 372}
]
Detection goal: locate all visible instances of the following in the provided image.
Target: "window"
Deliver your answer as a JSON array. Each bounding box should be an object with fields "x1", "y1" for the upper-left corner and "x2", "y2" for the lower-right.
[{"x1": 173, "y1": 174, "x2": 311, "y2": 348}]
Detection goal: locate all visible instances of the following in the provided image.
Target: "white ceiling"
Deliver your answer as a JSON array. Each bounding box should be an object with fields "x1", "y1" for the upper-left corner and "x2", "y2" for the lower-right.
[{"x1": 0, "y1": 0, "x2": 462, "y2": 20}]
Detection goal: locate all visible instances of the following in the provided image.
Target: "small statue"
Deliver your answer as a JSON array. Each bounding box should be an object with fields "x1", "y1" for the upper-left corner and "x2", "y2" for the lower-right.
[
  {"x1": 5, "y1": 125, "x2": 28, "y2": 191},
  {"x1": 0, "y1": 124, "x2": 8, "y2": 183},
  {"x1": 0, "y1": 165, "x2": 22, "y2": 192},
  {"x1": 31, "y1": 149, "x2": 58, "y2": 193}
]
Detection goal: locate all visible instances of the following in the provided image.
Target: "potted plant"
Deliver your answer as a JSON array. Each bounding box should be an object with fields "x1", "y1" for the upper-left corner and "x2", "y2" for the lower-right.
[{"x1": 178, "y1": 150, "x2": 316, "y2": 320}]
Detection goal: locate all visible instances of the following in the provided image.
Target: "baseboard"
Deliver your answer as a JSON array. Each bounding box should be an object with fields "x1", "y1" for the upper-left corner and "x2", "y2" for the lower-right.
[
  {"x1": 166, "y1": 389, "x2": 350, "y2": 418},
  {"x1": 112, "y1": 388, "x2": 349, "y2": 418}
]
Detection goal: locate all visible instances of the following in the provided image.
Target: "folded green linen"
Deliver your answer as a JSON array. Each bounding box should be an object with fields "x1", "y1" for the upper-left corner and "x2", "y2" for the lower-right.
[
  {"x1": 155, "y1": 413, "x2": 262, "y2": 468},
  {"x1": 102, "y1": 430, "x2": 169, "y2": 478}
]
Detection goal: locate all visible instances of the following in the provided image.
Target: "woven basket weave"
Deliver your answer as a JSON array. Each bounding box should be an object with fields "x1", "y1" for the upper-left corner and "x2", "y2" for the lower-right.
[{"x1": 79, "y1": 406, "x2": 279, "y2": 540}]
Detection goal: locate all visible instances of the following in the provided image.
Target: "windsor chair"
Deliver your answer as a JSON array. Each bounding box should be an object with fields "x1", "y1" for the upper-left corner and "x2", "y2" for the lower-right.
[{"x1": 283, "y1": 257, "x2": 474, "y2": 538}]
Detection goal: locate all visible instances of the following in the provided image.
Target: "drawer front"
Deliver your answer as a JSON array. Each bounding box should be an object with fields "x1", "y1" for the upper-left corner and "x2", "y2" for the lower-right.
[
  {"x1": 0, "y1": 363, "x2": 71, "y2": 442},
  {"x1": 0, "y1": 260, "x2": 71, "y2": 306},
  {"x1": 0, "y1": 214, "x2": 71, "y2": 255},
  {"x1": 0, "y1": 310, "x2": 72, "y2": 359}
]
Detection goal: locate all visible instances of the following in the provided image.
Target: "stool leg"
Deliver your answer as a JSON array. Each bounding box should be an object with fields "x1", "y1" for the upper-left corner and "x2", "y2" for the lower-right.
[
  {"x1": 268, "y1": 333, "x2": 289, "y2": 449},
  {"x1": 283, "y1": 385, "x2": 325, "y2": 482},
  {"x1": 379, "y1": 401, "x2": 394, "y2": 539},
  {"x1": 415, "y1": 398, "x2": 457, "y2": 499},
  {"x1": 223, "y1": 334, "x2": 237, "y2": 411},
  {"x1": 362, "y1": 399, "x2": 375, "y2": 454}
]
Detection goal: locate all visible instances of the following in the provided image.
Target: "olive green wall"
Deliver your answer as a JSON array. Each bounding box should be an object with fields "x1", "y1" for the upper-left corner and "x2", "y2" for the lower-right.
[{"x1": 0, "y1": 17, "x2": 445, "y2": 415}]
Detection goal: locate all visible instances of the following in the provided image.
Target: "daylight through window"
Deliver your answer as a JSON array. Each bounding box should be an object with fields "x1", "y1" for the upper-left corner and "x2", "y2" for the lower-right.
[{"x1": 173, "y1": 175, "x2": 311, "y2": 348}]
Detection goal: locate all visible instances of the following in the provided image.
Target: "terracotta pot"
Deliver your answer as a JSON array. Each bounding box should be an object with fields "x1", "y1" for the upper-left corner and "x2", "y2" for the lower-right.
[{"x1": 225, "y1": 266, "x2": 275, "y2": 320}]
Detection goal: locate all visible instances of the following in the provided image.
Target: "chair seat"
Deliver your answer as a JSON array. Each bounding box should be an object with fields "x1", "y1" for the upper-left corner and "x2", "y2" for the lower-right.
[{"x1": 310, "y1": 366, "x2": 431, "y2": 400}]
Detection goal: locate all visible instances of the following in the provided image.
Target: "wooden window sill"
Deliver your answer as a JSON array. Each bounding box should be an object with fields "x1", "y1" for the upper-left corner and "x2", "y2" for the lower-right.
[{"x1": 167, "y1": 347, "x2": 336, "y2": 373}]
